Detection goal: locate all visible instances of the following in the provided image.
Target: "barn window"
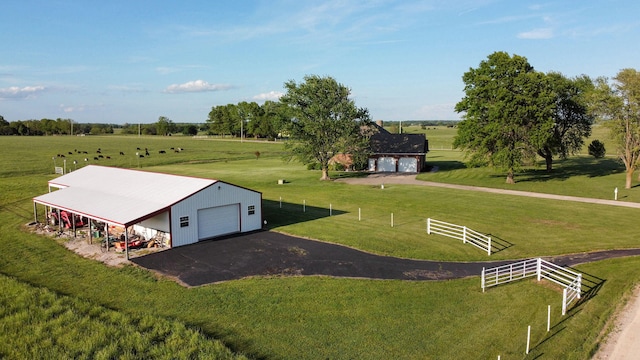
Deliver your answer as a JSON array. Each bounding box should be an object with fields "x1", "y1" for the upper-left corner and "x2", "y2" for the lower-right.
[
  {"x1": 248, "y1": 205, "x2": 256, "y2": 215},
  {"x1": 180, "y1": 216, "x2": 189, "y2": 227}
]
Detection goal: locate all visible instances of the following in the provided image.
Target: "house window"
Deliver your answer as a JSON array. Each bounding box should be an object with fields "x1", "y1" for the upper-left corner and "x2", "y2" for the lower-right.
[
  {"x1": 180, "y1": 216, "x2": 189, "y2": 227},
  {"x1": 248, "y1": 205, "x2": 256, "y2": 215}
]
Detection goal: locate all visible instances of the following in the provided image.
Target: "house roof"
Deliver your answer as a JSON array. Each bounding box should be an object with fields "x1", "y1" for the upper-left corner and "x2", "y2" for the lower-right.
[
  {"x1": 369, "y1": 124, "x2": 428, "y2": 155},
  {"x1": 33, "y1": 165, "x2": 219, "y2": 227}
]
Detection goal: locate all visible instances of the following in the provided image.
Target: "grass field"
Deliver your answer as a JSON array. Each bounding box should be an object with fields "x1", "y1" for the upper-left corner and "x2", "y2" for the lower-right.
[{"x1": 0, "y1": 131, "x2": 639, "y2": 359}]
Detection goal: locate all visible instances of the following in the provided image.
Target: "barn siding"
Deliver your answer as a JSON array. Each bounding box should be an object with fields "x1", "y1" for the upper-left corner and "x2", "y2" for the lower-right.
[{"x1": 170, "y1": 182, "x2": 262, "y2": 247}]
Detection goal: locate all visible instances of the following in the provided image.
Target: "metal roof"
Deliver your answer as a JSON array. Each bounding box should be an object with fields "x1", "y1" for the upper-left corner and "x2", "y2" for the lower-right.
[{"x1": 33, "y1": 165, "x2": 218, "y2": 226}]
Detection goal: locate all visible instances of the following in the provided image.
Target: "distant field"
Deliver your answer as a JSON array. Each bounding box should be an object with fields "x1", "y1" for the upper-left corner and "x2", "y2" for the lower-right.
[{"x1": 0, "y1": 133, "x2": 639, "y2": 359}]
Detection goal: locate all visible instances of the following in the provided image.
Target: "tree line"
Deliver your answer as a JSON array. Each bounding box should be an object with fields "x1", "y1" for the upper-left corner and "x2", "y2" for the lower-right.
[{"x1": 0, "y1": 117, "x2": 115, "y2": 136}]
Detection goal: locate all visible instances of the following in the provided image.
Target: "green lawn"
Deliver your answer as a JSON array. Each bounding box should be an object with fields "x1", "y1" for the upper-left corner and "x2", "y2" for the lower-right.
[{"x1": 0, "y1": 134, "x2": 639, "y2": 359}]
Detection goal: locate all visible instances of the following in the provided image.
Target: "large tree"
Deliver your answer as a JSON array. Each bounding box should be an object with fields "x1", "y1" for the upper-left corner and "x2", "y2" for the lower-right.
[
  {"x1": 588, "y1": 69, "x2": 640, "y2": 189},
  {"x1": 454, "y1": 52, "x2": 555, "y2": 183},
  {"x1": 280, "y1": 75, "x2": 371, "y2": 180},
  {"x1": 537, "y1": 73, "x2": 594, "y2": 171}
]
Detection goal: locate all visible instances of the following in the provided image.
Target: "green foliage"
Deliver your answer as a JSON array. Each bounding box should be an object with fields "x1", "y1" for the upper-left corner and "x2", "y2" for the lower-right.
[
  {"x1": 588, "y1": 69, "x2": 640, "y2": 188},
  {"x1": 281, "y1": 75, "x2": 372, "y2": 180},
  {"x1": 156, "y1": 116, "x2": 177, "y2": 136},
  {"x1": 537, "y1": 72, "x2": 594, "y2": 170},
  {"x1": 182, "y1": 124, "x2": 198, "y2": 136},
  {"x1": 454, "y1": 52, "x2": 556, "y2": 183},
  {"x1": 588, "y1": 139, "x2": 606, "y2": 158}
]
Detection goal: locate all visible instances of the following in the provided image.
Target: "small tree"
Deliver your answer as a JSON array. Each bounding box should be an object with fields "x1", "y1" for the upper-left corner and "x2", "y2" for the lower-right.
[{"x1": 588, "y1": 140, "x2": 606, "y2": 158}]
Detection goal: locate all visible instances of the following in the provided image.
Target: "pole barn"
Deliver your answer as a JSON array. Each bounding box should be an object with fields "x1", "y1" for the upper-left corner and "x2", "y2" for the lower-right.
[{"x1": 33, "y1": 165, "x2": 263, "y2": 253}]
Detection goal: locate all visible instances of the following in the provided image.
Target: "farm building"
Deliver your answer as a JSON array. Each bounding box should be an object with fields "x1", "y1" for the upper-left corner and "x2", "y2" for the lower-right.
[
  {"x1": 367, "y1": 121, "x2": 429, "y2": 173},
  {"x1": 32, "y1": 165, "x2": 262, "y2": 250}
]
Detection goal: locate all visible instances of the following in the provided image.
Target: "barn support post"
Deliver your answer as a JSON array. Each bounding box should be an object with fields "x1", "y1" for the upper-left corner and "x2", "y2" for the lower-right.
[
  {"x1": 105, "y1": 224, "x2": 109, "y2": 252},
  {"x1": 33, "y1": 202, "x2": 38, "y2": 223},
  {"x1": 72, "y1": 213, "x2": 77, "y2": 237},
  {"x1": 57, "y1": 208, "x2": 62, "y2": 232},
  {"x1": 125, "y1": 229, "x2": 129, "y2": 260}
]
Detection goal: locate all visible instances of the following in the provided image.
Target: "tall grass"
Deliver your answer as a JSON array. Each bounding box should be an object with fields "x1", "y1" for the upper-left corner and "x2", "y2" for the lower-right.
[{"x1": 0, "y1": 273, "x2": 245, "y2": 359}]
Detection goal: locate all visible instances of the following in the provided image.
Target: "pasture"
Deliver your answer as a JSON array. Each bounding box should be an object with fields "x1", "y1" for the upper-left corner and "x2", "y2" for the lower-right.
[{"x1": 0, "y1": 131, "x2": 638, "y2": 359}]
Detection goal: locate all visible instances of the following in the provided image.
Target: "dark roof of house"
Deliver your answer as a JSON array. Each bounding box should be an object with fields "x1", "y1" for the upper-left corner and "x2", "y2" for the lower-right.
[{"x1": 369, "y1": 123, "x2": 429, "y2": 154}]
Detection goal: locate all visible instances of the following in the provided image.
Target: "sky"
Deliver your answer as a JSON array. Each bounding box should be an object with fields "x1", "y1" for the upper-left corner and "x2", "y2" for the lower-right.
[{"x1": 1, "y1": 0, "x2": 638, "y2": 124}]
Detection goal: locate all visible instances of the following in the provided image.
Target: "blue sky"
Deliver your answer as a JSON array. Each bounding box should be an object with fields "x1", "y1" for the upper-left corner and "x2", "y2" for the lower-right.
[{"x1": 1, "y1": 0, "x2": 638, "y2": 124}]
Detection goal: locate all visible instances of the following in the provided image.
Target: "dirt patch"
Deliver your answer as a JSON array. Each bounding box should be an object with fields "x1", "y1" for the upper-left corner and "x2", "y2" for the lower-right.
[
  {"x1": 27, "y1": 222, "x2": 163, "y2": 267},
  {"x1": 593, "y1": 284, "x2": 640, "y2": 359}
]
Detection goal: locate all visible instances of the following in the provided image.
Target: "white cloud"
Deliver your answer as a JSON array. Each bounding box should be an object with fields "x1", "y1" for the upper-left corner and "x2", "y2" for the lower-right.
[
  {"x1": 517, "y1": 27, "x2": 554, "y2": 39},
  {"x1": 58, "y1": 103, "x2": 105, "y2": 114},
  {"x1": 252, "y1": 91, "x2": 283, "y2": 101},
  {"x1": 0, "y1": 85, "x2": 46, "y2": 100},
  {"x1": 60, "y1": 103, "x2": 85, "y2": 113},
  {"x1": 164, "y1": 80, "x2": 232, "y2": 93}
]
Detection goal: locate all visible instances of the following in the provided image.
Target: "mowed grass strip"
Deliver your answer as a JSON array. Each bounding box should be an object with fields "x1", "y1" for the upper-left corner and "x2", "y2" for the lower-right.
[{"x1": 1, "y1": 135, "x2": 640, "y2": 359}]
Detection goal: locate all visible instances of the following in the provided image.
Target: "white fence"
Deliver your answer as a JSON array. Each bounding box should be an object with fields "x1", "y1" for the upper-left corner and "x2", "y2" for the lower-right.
[
  {"x1": 482, "y1": 258, "x2": 582, "y2": 315},
  {"x1": 427, "y1": 218, "x2": 492, "y2": 255}
]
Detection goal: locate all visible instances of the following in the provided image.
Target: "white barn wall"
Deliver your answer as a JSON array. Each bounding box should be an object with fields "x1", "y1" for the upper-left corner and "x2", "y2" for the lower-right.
[
  {"x1": 170, "y1": 182, "x2": 262, "y2": 247},
  {"x1": 138, "y1": 212, "x2": 170, "y2": 232}
]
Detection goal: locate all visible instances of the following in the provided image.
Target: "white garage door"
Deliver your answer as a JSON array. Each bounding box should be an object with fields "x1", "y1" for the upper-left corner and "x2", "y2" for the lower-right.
[
  {"x1": 368, "y1": 158, "x2": 376, "y2": 171},
  {"x1": 398, "y1": 158, "x2": 418, "y2": 172},
  {"x1": 197, "y1": 204, "x2": 240, "y2": 240},
  {"x1": 377, "y1": 157, "x2": 396, "y2": 172}
]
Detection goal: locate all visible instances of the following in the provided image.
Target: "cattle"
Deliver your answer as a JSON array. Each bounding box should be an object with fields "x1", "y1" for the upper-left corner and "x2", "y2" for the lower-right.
[
  {"x1": 159, "y1": 150, "x2": 166, "y2": 154},
  {"x1": 120, "y1": 151, "x2": 125, "y2": 155}
]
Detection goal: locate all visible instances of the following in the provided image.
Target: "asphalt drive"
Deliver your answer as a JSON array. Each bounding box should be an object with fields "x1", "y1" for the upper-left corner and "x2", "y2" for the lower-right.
[{"x1": 131, "y1": 230, "x2": 640, "y2": 287}]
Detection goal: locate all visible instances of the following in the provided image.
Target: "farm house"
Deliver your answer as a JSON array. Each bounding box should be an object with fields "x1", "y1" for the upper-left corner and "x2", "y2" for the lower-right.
[
  {"x1": 367, "y1": 121, "x2": 429, "y2": 173},
  {"x1": 32, "y1": 165, "x2": 263, "y2": 253}
]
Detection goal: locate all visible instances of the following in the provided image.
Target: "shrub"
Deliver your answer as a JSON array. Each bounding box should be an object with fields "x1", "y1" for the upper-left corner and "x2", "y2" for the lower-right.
[{"x1": 588, "y1": 140, "x2": 606, "y2": 158}]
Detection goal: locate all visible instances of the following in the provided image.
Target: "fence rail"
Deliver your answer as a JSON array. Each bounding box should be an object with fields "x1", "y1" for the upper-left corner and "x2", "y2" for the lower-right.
[
  {"x1": 427, "y1": 218, "x2": 492, "y2": 255},
  {"x1": 482, "y1": 258, "x2": 582, "y2": 315}
]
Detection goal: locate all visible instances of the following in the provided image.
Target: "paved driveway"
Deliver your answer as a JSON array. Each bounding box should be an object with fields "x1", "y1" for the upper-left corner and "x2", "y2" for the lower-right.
[{"x1": 131, "y1": 230, "x2": 640, "y2": 287}]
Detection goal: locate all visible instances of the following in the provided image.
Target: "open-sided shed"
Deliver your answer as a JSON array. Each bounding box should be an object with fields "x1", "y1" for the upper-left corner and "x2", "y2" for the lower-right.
[{"x1": 32, "y1": 165, "x2": 263, "y2": 252}]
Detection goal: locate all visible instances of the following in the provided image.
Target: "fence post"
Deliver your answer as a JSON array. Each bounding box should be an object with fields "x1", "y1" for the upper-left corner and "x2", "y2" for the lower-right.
[
  {"x1": 562, "y1": 288, "x2": 568, "y2": 316},
  {"x1": 463, "y1": 226, "x2": 467, "y2": 243},
  {"x1": 577, "y1": 274, "x2": 582, "y2": 299},
  {"x1": 547, "y1": 305, "x2": 551, "y2": 332},
  {"x1": 279, "y1": 196, "x2": 282, "y2": 208},
  {"x1": 391, "y1": 213, "x2": 394, "y2": 227},
  {"x1": 427, "y1": 218, "x2": 431, "y2": 234},
  {"x1": 481, "y1": 267, "x2": 485, "y2": 292},
  {"x1": 487, "y1": 237, "x2": 491, "y2": 256},
  {"x1": 526, "y1": 325, "x2": 531, "y2": 354},
  {"x1": 303, "y1": 200, "x2": 306, "y2": 213},
  {"x1": 537, "y1": 258, "x2": 542, "y2": 281}
]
